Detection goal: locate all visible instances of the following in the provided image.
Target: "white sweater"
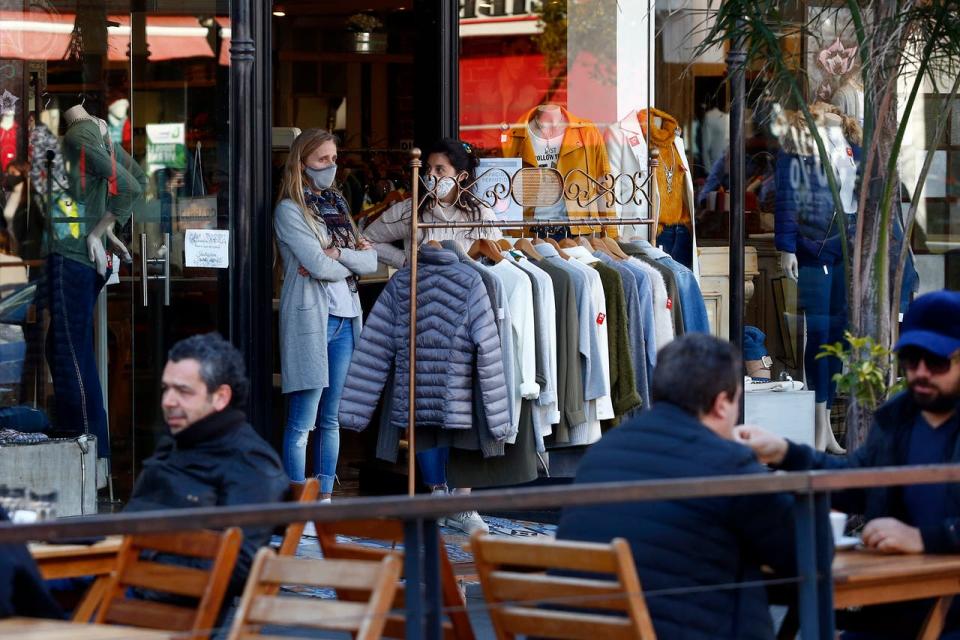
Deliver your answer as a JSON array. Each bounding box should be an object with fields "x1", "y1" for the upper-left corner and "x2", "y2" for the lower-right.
[{"x1": 362, "y1": 199, "x2": 502, "y2": 268}]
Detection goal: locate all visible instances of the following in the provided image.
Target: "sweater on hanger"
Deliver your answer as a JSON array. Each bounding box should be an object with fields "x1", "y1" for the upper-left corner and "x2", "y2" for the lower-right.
[{"x1": 591, "y1": 261, "x2": 641, "y2": 424}]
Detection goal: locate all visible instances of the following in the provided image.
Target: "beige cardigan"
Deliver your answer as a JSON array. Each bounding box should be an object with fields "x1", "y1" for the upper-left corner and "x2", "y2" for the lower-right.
[{"x1": 362, "y1": 198, "x2": 503, "y2": 268}]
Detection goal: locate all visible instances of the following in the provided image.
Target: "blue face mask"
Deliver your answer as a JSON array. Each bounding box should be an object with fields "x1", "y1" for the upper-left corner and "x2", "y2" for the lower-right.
[
  {"x1": 423, "y1": 175, "x2": 457, "y2": 199},
  {"x1": 305, "y1": 164, "x2": 337, "y2": 190}
]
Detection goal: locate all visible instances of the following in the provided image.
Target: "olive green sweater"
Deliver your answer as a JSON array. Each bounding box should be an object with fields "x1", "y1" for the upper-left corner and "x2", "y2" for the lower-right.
[
  {"x1": 593, "y1": 262, "x2": 641, "y2": 429},
  {"x1": 53, "y1": 119, "x2": 146, "y2": 266}
]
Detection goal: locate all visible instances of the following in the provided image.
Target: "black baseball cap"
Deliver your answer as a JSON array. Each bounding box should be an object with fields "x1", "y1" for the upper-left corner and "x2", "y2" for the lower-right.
[{"x1": 894, "y1": 290, "x2": 960, "y2": 358}]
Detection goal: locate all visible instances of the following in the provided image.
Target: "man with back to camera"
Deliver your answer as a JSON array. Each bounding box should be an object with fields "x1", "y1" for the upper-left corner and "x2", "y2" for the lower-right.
[
  {"x1": 736, "y1": 289, "x2": 960, "y2": 638},
  {"x1": 125, "y1": 332, "x2": 288, "y2": 598},
  {"x1": 556, "y1": 333, "x2": 800, "y2": 640}
]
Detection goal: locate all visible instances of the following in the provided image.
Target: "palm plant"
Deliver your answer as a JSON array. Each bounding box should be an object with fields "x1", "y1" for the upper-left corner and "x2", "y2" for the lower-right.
[{"x1": 696, "y1": 0, "x2": 960, "y2": 449}]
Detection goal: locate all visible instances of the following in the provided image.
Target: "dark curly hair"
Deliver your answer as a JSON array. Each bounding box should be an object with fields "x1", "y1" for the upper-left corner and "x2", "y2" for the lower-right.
[
  {"x1": 421, "y1": 137, "x2": 484, "y2": 219},
  {"x1": 168, "y1": 332, "x2": 249, "y2": 408}
]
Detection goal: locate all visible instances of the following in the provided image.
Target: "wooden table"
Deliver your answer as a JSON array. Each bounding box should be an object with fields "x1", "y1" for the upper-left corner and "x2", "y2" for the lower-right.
[
  {"x1": 832, "y1": 549, "x2": 960, "y2": 639},
  {"x1": 29, "y1": 536, "x2": 124, "y2": 622},
  {"x1": 29, "y1": 536, "x2": 123, "y2": 580},
  {"x1": 0, "y1": 617, "x2": 175, "y2": 638}
]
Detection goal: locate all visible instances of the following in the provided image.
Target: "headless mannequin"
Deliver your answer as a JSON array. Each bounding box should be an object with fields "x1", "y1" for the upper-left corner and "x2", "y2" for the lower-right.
[
  {"x1": 0, "y1": 111, "x2": 16, "y2": 172},
  {"x1": 778, "y1": 110, "x2": 853, "y2": 454},
  {"x1": 529, "y1": 104, "x2": 568, "y2": 219},
  {"x1": 62, "y1": 104, "x2": 131, "y2": 272}
]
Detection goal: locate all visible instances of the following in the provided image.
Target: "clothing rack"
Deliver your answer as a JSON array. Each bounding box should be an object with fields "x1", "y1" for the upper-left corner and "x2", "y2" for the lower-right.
[{"x1": 403, "y1": 148, "x2": 658, "y2": 495}]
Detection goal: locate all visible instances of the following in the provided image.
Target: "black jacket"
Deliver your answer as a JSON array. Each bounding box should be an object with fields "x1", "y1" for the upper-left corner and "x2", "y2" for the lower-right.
[
  {"x1": 556, "y1": 403, "x2": 797, "y2": 640},
  {"x1": 779, "y1": 391, "x2": 960, "y2": 553},
  {"x1": 0, "y1": 509, "x2": 64, "y2": 620},
  {"x1": 125, "y1": 409, "x2": 288, "y2": 596}
]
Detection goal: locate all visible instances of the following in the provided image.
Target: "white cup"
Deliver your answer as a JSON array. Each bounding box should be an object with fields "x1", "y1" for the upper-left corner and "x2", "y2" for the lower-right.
[{"x1": 829, "y1": 512, "x2": 847, "y2": 543}]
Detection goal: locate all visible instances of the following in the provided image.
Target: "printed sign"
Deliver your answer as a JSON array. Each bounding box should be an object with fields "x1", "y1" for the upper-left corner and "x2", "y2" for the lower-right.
[
  {"x1": 145, "y1": 123, "x2": 186, "y2": 175},
  {"x1": 473, "y1": 157, "x2": 522, "y2": 222},
  {"x1": 184, "y1": 229, "x2": 229, "y2": 269}
]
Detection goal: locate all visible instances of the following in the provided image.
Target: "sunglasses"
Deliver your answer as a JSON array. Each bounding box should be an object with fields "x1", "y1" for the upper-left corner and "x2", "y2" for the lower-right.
[{"x1": 898, "y1": 347, "x2": 958, "y2": 375}]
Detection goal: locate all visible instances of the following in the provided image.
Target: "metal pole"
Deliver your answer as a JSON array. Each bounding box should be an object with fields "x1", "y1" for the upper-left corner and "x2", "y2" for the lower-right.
[
  {"x1": 793, "y1": 492, "x2": 821, "y2": 639},
  {"x1": 815, "y1": 493, "x2": 836, "y2": 639},
  {"x1": 408, "y1": 149, "x2": 422, "y2": 497},
  {"x1": 423, "y1": 519, "x2": 443, "y2": 640},
  {"x1": 727, "y1": 27, "x2": 747, "y2": 418},
  {"x1": 416, "y1": 218, "x2": 655, "y2": 230},
  {"x1": 403, "y1": 518, "x2": 424, "y2": 640}
]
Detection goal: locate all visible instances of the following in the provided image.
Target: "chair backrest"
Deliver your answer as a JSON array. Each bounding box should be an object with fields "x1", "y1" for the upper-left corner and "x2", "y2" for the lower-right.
[
  {"x1": 228, "y1": 547, "x2": 401, "y2": 640},
  {"x1": 276, "y1": 478, "x2": 320, "y2": 556},
  {"x1": 93, "y1": 527, "x2": 243, "y2": 640},
  {"x1": 316, "y1": 519, "x2": 475, "y2": 640},
  {"x1": 471, "y1": 532, "x2": 657, "y2": 640}
]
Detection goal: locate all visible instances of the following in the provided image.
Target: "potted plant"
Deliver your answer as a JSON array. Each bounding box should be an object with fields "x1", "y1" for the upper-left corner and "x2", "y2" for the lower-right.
[{"x1": 346, "y1": 13, "x2": 386, "y2": 54}]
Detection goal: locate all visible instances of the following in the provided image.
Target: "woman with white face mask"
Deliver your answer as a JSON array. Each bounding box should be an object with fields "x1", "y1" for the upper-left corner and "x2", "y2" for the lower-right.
[
  {"x1": 363, "y1": 137, "x2": 502, "y2": 268},
  {"x1": 274, "y1": 129, "x2": 378, "y2": 511}
]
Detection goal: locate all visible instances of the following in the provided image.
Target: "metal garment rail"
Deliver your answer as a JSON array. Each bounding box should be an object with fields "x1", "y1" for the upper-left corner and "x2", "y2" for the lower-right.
[
  {"x1": 4, "y1": 466, "x2": 960, "y2": 639},
  {"x1": 403, "y1": 154, "x2": 658, "y2": 633}
]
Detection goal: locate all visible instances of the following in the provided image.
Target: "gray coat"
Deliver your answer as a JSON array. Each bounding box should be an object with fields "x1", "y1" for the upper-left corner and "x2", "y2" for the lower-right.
[
  {"x1": 274, "y1": 198, "x2": 378, "y2": 393},
  {"x1": 339, "y1": 246, "x2": 512, "y2": 440}
]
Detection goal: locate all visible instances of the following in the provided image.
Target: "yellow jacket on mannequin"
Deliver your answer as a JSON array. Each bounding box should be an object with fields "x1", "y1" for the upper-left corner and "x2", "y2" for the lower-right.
[
  {"x1": 502, "y1": 105, "x2": 616, "y2": 238},
  {"x1": 605, "y1": 108, "x2": 699, "y2": 281}
]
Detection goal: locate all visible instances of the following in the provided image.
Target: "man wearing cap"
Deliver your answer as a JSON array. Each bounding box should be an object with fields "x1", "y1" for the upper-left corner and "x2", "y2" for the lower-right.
[{"x1": 736, "y1": 290, "x2": 960, "y2": 638}]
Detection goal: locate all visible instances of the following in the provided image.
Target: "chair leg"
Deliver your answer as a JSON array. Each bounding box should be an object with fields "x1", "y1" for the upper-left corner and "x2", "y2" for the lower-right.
[
  {"x1": 918, "y1": 595, "x2": 953, "y2": 640},
  {"x1": 72, "y1": 576, "x2": 110, "y2": 623}
]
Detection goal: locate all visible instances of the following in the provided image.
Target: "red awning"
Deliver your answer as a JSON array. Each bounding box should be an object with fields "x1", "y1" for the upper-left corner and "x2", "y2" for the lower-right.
[{"x1": 0, "y1": 11, "x2": 218, "y2": 62}]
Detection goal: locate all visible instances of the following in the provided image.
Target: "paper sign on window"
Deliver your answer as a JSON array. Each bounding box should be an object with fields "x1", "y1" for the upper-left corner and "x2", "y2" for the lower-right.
[{"x1": 184, "y1": 229, "x2": 230, "y2": 269}]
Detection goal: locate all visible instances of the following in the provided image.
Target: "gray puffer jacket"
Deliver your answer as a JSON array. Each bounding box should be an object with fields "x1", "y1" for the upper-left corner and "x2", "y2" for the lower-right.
[{"x1": 339, "y1": 246, "x2": 512, "y2": 440}]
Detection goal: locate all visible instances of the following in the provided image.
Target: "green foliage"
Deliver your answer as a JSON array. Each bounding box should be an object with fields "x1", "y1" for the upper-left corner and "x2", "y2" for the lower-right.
[{"x1": 817, "y1": 331, "x2": 905, "y2": 411}]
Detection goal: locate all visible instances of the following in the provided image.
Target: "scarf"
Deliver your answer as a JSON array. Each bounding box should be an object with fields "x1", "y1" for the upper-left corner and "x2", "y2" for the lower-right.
[{"x1": 303, "y1": 188, "x2": 359, "y2": 292}]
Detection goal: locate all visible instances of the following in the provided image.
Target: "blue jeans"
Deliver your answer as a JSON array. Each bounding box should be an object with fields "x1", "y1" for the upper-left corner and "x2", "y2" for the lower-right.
[
  {"x1": 798, "y1": 258, "x2": 847, "y2": 405},
  {"x1": 281, "y1": 316, "x2": 355, "y2": 495},
  {"x1": 417, "y1": 447, "x2": 449, "y2": 488},
  {"x1": 45, "y1": 254, "x2": 111, "y2": 459},
  {"x1": 656, "y1": 224, "x2": 693, "y2": 270}
]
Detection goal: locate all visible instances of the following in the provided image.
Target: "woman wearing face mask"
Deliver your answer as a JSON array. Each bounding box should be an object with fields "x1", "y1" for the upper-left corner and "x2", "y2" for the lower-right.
[
  {"x1": 363, "y1": 137, "x2": 501, "y2": 267},
  {"x1": 364, "y1": 138, "x2": 500, "y2": 536},
  {"x1": 275, "y1": 129, "x2": 378, "y2": 508}
]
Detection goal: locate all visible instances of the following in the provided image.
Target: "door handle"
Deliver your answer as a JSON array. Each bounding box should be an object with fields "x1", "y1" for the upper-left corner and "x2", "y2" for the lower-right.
[{"x1": 141, "y1": 232, "x2": 171, "y2": 307}]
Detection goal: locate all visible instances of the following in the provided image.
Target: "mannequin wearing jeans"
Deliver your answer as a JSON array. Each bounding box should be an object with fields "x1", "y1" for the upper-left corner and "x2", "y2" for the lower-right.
[
  {"x1": 50, "y1": 104, "x2": 144, "y2": 460},
  {"x1": 775, "y1": 108, "x2": 857, "y2": 453},
  {"x1": 282, "y1": 316, "x2": 354, "y2": 495}
]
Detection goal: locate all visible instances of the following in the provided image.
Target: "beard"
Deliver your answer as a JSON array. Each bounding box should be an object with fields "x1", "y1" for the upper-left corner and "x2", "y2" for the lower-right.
[{"x1": 909, "y1": 379, "x2": 960, "y2": 413}]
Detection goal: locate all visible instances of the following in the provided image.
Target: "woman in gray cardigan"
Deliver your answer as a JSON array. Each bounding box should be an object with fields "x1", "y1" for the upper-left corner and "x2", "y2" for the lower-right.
[{"x1": 275, "y1": 129, "x2": 377, "y2": 503}]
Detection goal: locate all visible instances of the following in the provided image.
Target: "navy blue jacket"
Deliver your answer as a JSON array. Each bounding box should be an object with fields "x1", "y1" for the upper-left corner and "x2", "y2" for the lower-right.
[
  {"x1": 556, "y1": 403, "x2": 797, "y2": 639},
  {"x1": 779, "y1": 391, "x2": 960, "y2": 553},
  {"x1": 0, "y1": 508, "x2": 64, "y2": 620},
  {"x1": 774, "y1": 150, "x2": 848, "y2": 263}
]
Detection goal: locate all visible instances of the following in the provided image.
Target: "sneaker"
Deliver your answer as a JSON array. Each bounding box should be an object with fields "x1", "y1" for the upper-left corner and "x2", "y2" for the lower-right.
[
  {"x1": 444, "y1": 510, "x2": 489, "y2": 535},
  {"x1": 301, "y1": 521, "x2": 318, "y2": 538}
]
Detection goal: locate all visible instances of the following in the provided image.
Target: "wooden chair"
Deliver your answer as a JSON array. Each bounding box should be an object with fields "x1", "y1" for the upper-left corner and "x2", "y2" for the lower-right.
[
  {"x1": 316, "y1": 518, "x2": 476, "y2": 640},
  {"x1": 471, "y1": 532, "x2": 657, "y2": 640},
  {"x1": 92, "y1": 527, "x2": 243, "y2": 640},
  {"x1": 276, "y1": 478, "x2": 320, "y2": 556},
  {"x1": 227, "y1": 547, "x2": 401, "y2": 640}
]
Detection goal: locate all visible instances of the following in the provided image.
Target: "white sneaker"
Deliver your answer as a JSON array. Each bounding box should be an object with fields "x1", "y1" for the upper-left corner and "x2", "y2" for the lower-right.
[
  {"x1": 444, "y1": 510, "x2": 489, "y2": 535},
  {"x1": 301, "y1": 521, "x2": 318, "y2": 538}
]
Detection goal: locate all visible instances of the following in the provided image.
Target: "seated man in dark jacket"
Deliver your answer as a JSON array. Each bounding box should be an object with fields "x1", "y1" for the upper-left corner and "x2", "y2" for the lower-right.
[
  {"x1": 736, "y1": 290, "x2": 960, "y2": 639},
  {"x1": 556, "y1": 334, "x2": 798, "y2": 640},
  {"x1": 125, "y1": 332, "x2": 288, "y2": 599}
]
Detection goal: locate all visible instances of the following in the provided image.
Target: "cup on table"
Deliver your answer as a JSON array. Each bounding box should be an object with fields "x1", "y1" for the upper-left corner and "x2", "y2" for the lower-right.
[{"x1": 830, "y1": 511, "x2": 847, "y2": 543}]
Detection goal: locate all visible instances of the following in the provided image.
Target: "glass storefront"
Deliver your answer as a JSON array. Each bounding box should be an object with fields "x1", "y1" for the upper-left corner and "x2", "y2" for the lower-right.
[{"x1": 0, "y1": 0, "x2": 231, "y2": 499}]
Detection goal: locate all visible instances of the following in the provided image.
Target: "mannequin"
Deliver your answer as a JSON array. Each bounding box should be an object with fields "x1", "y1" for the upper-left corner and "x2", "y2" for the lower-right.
[
  {"x1": 106, "y1": 99, "x2": 131, "y2": 151},
  {"x1": 701, "y1": 106, "x2": 729, "y2": 172},
  {"x1": 775, "y1": 105, "x2": 858, "y2": 453},
  {"x1": 0, "y1": 110, "x2": 17, "y2": 172},
  {"x1": 641, "y1": 108, "x2": 696, "y2": 270},
  {"x1": 502, "y1": 103, "x2": 614, "y2": 237},
  {"x1": 48, "y1": 102, "x2": 145, "y2": 460}
]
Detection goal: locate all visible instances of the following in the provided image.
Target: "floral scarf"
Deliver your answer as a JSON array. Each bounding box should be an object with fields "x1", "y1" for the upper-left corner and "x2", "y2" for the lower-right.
[{"x1": 303, "y1": 188, "x2": 359, "y2": 292}]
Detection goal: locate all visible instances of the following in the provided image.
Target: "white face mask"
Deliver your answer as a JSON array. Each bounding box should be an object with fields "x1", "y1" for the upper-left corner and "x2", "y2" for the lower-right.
[
  {"x1": 305, "y1": 164, "x2": 337, "y2": 190},
  {"x1": 424, "y1": 175, "x2": 457, "y2": 200}
]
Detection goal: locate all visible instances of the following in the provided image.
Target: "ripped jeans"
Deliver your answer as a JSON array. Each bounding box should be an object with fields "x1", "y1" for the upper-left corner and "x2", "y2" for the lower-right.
[{"x1": 281, "y1": 316, "x2": 355, "y2": 495}]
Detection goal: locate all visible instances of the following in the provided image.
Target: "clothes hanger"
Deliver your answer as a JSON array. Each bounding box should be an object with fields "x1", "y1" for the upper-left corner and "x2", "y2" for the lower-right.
[
  {"x1": 496, "y1": 238, "x2": 512, "y2": 251},
  {"x1": 576, "y1": 232, "x2": 593, "y2": 251},
  {"x1": 468, "y1": 238, "x2": 503, "y2": 264},
  {"x1": 539, "y1": 236, "x2": 571, "y2": 260},
  {"x1": 425, "y1": 240, "x2": 443, "y2": 249},
  {"x1": 602, "y1": 235, "x2": 631, "y2": 260},
  {"x1": 515, "y1": 237, "x2": 542, "y2": 260},
  {"x1": 558, "y1": 234, "x2": 579, "y2": 249}
]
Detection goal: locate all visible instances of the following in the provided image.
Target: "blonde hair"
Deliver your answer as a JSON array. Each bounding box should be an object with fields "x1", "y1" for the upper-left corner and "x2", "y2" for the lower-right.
[{"x1": 278, "y1": 128, "x2": 340, "y2": 247}]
